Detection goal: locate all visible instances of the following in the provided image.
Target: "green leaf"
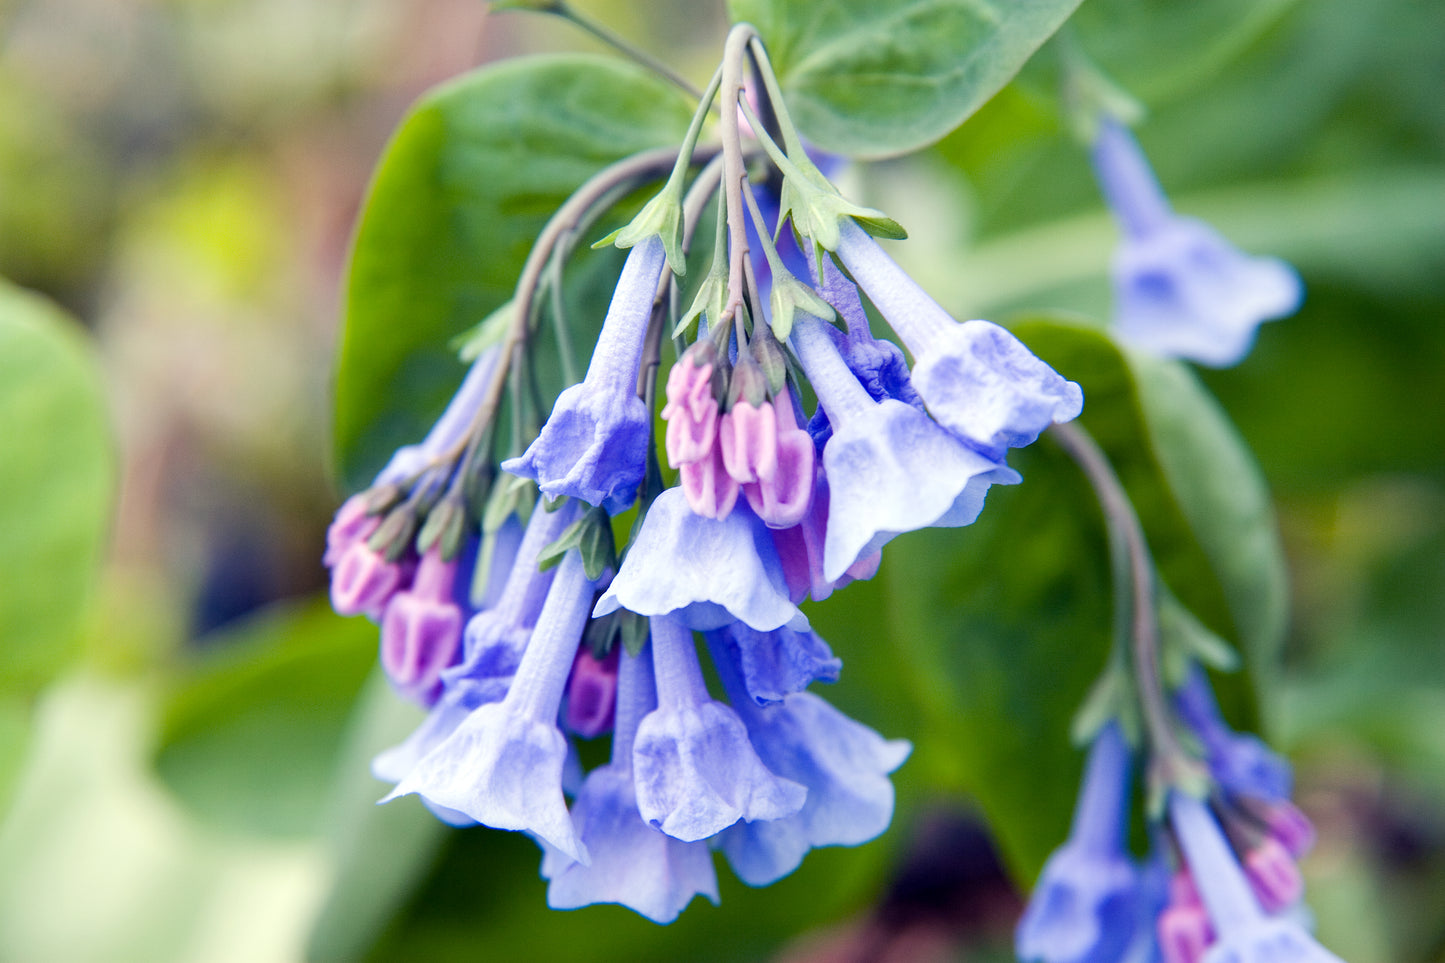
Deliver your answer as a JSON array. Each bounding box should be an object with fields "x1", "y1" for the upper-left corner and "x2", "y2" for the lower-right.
[
  {"x1": 152, "y1": 597, "x2": 378, "y2": 837},
  {"x1": 0, "y1": 280, "x2": 113, "y2": 695},
  {"x1": 729, "y1": 0, "x2": 1085, "y2": 159},
  {"x1": 334, "y1": 55, "x2": 692, "y2": 491}
]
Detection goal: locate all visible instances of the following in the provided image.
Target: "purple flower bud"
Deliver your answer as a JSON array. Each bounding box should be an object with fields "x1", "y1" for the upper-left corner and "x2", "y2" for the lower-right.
[
  {"x1": 1091, "y1": 119, "x2": 1302, "y2": 368},
  {"x1": 1016, "y1": 723, "x2": 1139, "y2": 963},
  {"x1": 679, "y1": 435, "x2": 741, "y2": 519},
  {"x1": 380, "y1": 546, "x2": 464, "y2": 705},
  {"x1": 325, "y1": 494, "x2": 380, "y2": 567},
  {"x1": 1261, "y1": 801, "x2": 1316, "y2": 860},
  {"x1": 1158, "y1": 903, "x2": 1213, "y2": 963},
  {"x1": 833, "y1": 218, "x2": 1082, "y2": 456},
  {"x1": 769, "y1": 468, "x2": 879, "y2": 604},
  {"x1": 564, "y1": 646, "x2": 618, "y2": 739},
  {"x1": 384, "y1": 550, "x2": 603, "y2": 864},
  {"x1": 503, "y1": 238, "x2": 666, "y2": 514},
  {"x1": 662, "y1": 346, "x2": 719, "y2": 467},
  {"x1": 630, "y1": 615, "x2": 806, "y2": 842},
  {"x1": 732, "y1": 392, "x2": 816, "y2": 529},
  {"x1": 791, "y1": 313, "x2": 1020, "y2": 581},
  {"x1": 543, "y1": 641, "x2": 719, "y2": 922},
  {"x1": 330, "y1": 541, "x2": 409, "y2": 618},
  {"x1": 1176, "y1": 666, "x2": 1292, "y2": 803},
  {"x1": 594, "y1": 487, "x2": 799, "y2": 632},
  {"x1": 707, "y1": 633, "x2": 909, "y2": 884},
  {"x1": 1243, "y1": 838, "x2": 1304, "y2": 914},
  {"x1": 1168, "y1": 793, "x2": 1344, "y2": 963}
]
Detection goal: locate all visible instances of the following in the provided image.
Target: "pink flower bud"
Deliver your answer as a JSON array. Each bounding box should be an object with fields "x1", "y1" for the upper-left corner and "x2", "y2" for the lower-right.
[
  {"x1": 719, "y1": 399, "x2": 778, "y2": 484},
  {"x1": 1170, "y1": 869, "x2": 1204, "y2": 909},
  {"x1": 737, "y1": 395, "x2": 815, "y2": 528},
  {"x1": 331, "y1": 542, "x2": 407, "y2": 617},
  {"x1": 662, "y1": 354, "x2": 718, "y2": 467},
  {"x1": 380, "y1": 548, "x2": 463, "y2": 706},
  {"x1": 325, "y1": 494, "x2": 380, "y2": 567},
  {"x1": 1243, "y1": 837, "x2": 1303, "y2": 912},
  {"x1": 680, "y1": 436, "x2": 739, "y2": 519},
  {"x1": 1264, "y1": 799, "x2": 1316, "y2": 858},
  {"x1": 564, "y1": 646, "x2": 619, "y2": 738},
  {"x1": 1157, "y1": 904, "x2": 1214, "y2": 963}
]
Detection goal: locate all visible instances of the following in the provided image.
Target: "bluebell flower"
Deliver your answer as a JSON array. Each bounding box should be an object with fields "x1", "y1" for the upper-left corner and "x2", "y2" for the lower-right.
[
  {"x1": 1175, "y1": 666, "x2": 1291, "y2": 804},
  {"x1": 1017, "y1": 722, "x2": 1140, "y2": 963},
  {"x1": 705, "y1": 632, "x2": 910, "y2": 885},
  {"x1": 377, "y1": 344, "x2": 504, "y2": 486},
  {"x1": 1168, "y1": 793, "x2": 1344, "y2": 963},
  {"x1": 832, "y1": 217, "x2": 1083, "y2": 458},
  {"x1": 503, "y1": 236, "x2": 665, "y2": 513},
  {"x1": 1091, "y1": 118, "x2": 1302, "y2": 368},
  {"x1": 543, "y1": 640, "x2": 720, "y2": 923},
  {"x1": 718, "y1": 619, "x2": 841, "y2": 706},
  {"x1": 790, "y1": 312, "x2": 1021, "y2": 581},
  {"x1": 593, "y1": 487, "x2": 800, "y2": 632},
  {"x1": 383, "y1": 549, "x2": 602, "y2": 864},
  {"x1": 630, "y1": 614, "x2": 806, "y2": 841}
]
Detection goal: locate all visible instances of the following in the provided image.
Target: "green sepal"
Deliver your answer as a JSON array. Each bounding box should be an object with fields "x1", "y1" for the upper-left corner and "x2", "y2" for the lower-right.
[
  {"x1": 362, "y1": 483, "x2": 404, "y2": 515},
  {"x1": 537, "y1": 505, "x2": 616, "y2": 581},
  {"x1": 779, "y1": 173, "x2": 907, "y2": 254},
  {"x1": 368, "y1": 507, "x2": 418, "y2": 563},
  {"x1": 1069, "y1": 663, "x2": 1141, "y2": 748},
  {"x1": 1145, "y1": 755, "x2": 1212, "y2": 821},
  {"x1": 619, "y1": 609, "x2": 650, "y2": 657},
  {"x1": 675, "y1": 265, "x2": 729, "y2": 338},
  {"x1": 450, "y1": 299, "x2": 515, "y2": 362},
  {"x1": 1157, "y1": 589, "x2": 1240, "y2": 687},
  {"x1": 483, "y1": 474, "x2": 535, "y2": 534},
  {"x1": 416, "y1": 494, "x2": 469, "y2": 561},
  {"x1": 594, "y1": 183, "x2": 687, "y2": 277},
  {"x1": 727, "y1": 354, "x2": 769, "y2": 410},
  {"x1": 582, "y1": 608, "x2": 650, "y2": 660},
  {"x1": 750, "y1": 325, "x2": 790, "y2": 398},
  {"x1": 768, "y1": 270, "x2": 835, "y2": 342}
]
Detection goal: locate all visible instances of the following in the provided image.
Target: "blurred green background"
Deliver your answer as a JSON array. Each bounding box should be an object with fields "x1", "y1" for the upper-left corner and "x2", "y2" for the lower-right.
[{"x1": 0, "y1": 0, "x2": 1441, "y2": 961}]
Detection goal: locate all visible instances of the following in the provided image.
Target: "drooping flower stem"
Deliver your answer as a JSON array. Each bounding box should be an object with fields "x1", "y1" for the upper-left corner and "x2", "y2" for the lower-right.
[
  {"x1": 719, "y1": 22, "x2": 761, "y2": 321},
  {"x1": 1049, "y1": 421, "x2": 1200, "y2": 798}
]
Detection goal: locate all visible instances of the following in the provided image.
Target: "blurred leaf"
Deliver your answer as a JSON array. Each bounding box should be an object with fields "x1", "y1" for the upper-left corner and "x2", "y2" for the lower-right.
[
  {"x1": 0, "y1": 280, "x2": 113, "y2": 694},
  {"x1": 153, "y1": 597, "x2": 377, "y2": 837},
  {"x1": 307, "y1": 670, "x2": 446, "y2": 963},
  {"x1": 729, "y1": 0, "x2": 1084, "y2": 159},
  {"x1": 334, "y1": 55, "x2": 692, "y2": 492}
]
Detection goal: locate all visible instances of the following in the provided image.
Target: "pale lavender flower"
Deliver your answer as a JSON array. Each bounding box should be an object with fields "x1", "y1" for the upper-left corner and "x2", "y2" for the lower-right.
[
  {"x1": 833, "y1": 218, "x2": 1082, "y2": 457},
  {"x1": 631, "y1": 614, "x2": 806, "y2": 842},
  {"x1": 1091, "y1": 119, "x2": 1302, "y2": 368},
  {"x1": 790, "y1": 312, "x2": 1020, "y2": 581},
  {"x1": 593, "y1": 487, "x2": 799, "y2": 632},
  {"x1": 503, "y1": 237, "x2": 665, "y2": 513},
  {"x1": 543, "y1": 640, "x2": 720, "y2": 922},
  {"x1": 1017, "y1": 722, "x2": 1140, "y2": 963},
  {"x1": 715, "y1": 619, "x2": 841, "y2": 706}
]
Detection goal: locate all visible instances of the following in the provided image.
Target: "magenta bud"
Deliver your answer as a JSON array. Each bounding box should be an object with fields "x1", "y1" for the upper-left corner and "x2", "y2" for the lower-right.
[
  {"x1": 325, "y1": 494, "x2": 381, "y2": 567},
  {"x1": 1243, "y1": 837, "x2": 1304, "y2": 913},
  {"x1": 1157, "y1": 903, "x2": 1214, "y2": 963},
  {"x1": 680, "y1": 437, "x2": 740, "y2": 519},
  {"x1": 662, "y1": 353, "x2": 719, "y2": 467},
  {"x1": 331, "y1": 542, "x2": 407, "y2": 617},
  {"x1": 564, "y1": 646, "x2": 619, "y2": 738},
  {"x1": 1264, "y1": 799, "x2": 1316, "y2": 858},
  {"x1": 379, "y1": 548, "x2": 463, "y2": 705},
  {"x1": 719, "y1": 399, "x2": 778, "y2": 485},
  {"x1": 740, "y1": 397, "x2": 814, "y2": 528}
]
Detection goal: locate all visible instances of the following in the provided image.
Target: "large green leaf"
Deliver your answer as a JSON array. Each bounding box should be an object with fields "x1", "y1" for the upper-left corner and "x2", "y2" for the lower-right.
[
  {"x1": 334, "y1": 55, "x2": 693, "y2": 491},
  {"x1": 728, "y1": 0, "x2": 1085, "y2": 159},
  {"x1": 152, "y1": 597, "x2": 378, "y2": 837},
  {"x1": 0, "y1": 280, "x2": 113, "y2": 695}
]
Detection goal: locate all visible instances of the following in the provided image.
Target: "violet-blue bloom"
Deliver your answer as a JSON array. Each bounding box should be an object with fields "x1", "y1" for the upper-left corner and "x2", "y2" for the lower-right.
[
  {"x1": 594, "y1": 487, "x2": 799, "y2": 632},
  {"x1": 791, "y1": 312, "x2": 1021, "y2": 581},
  {"x1": 832, "y1": 217, "x2": 1082, "y2": 457},
  {"x1": 383, "y1": 550, "x2": 601, "y2": 864},
  {"x1": 503, "y1": 236, "x2": 665, "y2": 513},
  {"x1": 1017, "y1": 722, "x2": 1140, "y2": 963},
  {"x1": 377, "y1": 344, "x2": 503, "y2": 486},
  {"x1": 543, "y1": 640, "x2": 720, "y2": 923},
  {"x1": 1169, "y1": 793, "x2": 1344, "y2": 963},
  {"x1": 1091, "y1": 118, "x2": 1302, "y2": 368},
  {"x1": 631, "y1": 614, "x2": 806, "y2": 842},
  {"x1": 1175, "y1": 665, "x2": 1292, "y2": 803},
  {"x1": 706, "y1": 633, "x2": 909, "y2": 885},
  {"x1": 715, "y1": 620, "x2": 841, "y2": 706}
]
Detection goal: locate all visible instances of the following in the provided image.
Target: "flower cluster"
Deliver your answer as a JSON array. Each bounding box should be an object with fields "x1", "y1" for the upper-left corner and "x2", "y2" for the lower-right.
[
  {"x1": 324, "y1": 28, "x2": 1084, "y2": 923},
  {"x1": 1016, "y1": 665, "x2": 1340, "y2": 963}
]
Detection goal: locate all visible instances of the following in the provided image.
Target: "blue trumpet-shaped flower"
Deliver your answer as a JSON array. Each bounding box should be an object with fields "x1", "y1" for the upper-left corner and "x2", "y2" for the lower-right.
[
  {"x1": 630, "y1": 615, "x2": 806, "y2": 842},
  {"x1": 832, "y1": 218, "x2": 1082, "y2": 457},
  {"x1": 543, "y1": 640, "x2": 719, "y2": 923},
  {"x1": 1091, "y1": 118, "x2": 1302, "y2": 368},
  {"x1": 719, "y1": 619, "x2": 841, "y2": 706},
  {"x1": 1017, "y1": 722, "x2": 1140, "y2": 963},
  {"x1": 790, "y1": 313, "x2": 1021, "y2": 581},
  {"x1": 1175, "y1": 666, "x2": 1291, "y2": 804},
  {"x1": 594, "y1": 487, "x2": 799, "y2": 632},
  {"x1": 1169, "y1": 793, "x2": 1344, "y2": 963},
  {"x1": 707, "y1": 633, "x2": 910, "y2": 885},
  {"x1": 503, "y1": 236, "x2": 666, "y2": 513},
  {"x1": 383, "y1": 549, "x2": 601, "y2": 864}
]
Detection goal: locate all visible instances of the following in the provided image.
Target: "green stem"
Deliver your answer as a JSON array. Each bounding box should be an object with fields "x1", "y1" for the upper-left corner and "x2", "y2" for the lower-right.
[
  {"x1": 719, "y1": 22, "x2": 761, "y2": 321},
  {"x1": 520, "y1": 0, "x2": 703, "y2": 99}
]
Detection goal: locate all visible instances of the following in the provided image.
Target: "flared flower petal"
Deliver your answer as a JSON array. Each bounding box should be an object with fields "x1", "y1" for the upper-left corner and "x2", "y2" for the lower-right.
[
  {"x1": 716, "y1": 620, "x2": 841, "y2": 706},
  {"x1": 380, "y1": 546, "x2": 463, "y2": 705},
  {"x1": 595, "y1": 488, "x2": 799, "y2": 632}
]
